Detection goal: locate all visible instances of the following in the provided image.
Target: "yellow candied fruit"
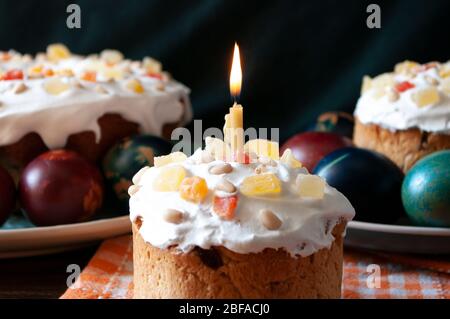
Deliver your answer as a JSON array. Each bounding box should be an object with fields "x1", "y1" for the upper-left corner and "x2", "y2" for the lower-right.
[
  {"x1": 43, "y1": 78, "x2": 70, "y2": 95},
  {"x1": 47, "y1": 43, "x2": 71, "y2": 61},
  {"x1": 411, "y1": 87, "x2": 440, "y2": 107},
  {"x1": 143, "y1": 57, "x2": 162, "y2": 74},
  {"x1": 28, "y1": 65, "x2": 43, "y2": 77},
  {"x1": 179, "y1": 176, "x2": 208, "y2": 203},
  {"x1": 55, "y1": 69, "x2": 74, "y2": 77},
  {"x1": 154, "y1": 152, "x2": 187, "y2": 167},
  {"x1": 244, "y1": 139, "x2": 279, "y2": 160},
  {"x1": 100, "y1": 49, "x2": 124, "y2": 65},
  {"x1": 153, "y1": 165, "x2": 186, "y2": 192},
  {"x1": 280, "y1": 149, "x2": 302, "y2": 168},
  {"x1": 394, "y1": 60, "x2": 420, "y2": 74},
  {"x1": 240, "y1": 173, "x2": 281, "y2": 197},
  {"x1": 440, "y1": 78, "x2": 450, "y2": 94},
  {"x1": 372, "y1": 73, "x2": 395, "y2": 89},
  {"x1": 439, "y1": 63, "x2": 450, "y2": 78},
  {"x1": 361, "y1": 75, "x2": 372, "y2": 94},
  {"x1": 102, "y1": 67, "x2": 123, "y2": 81},
  {"x1": 126, "y1": 78, "x2": 144, "y2": 94},
  {"x1": 205, "y1": 137, "x2": 232, "y2": 161},
  {"x1": 296, "y1": 174, "x2": 325, "y2": 199}
]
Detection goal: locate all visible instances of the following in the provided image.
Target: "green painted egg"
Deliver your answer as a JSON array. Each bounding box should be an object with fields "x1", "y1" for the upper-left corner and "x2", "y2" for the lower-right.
[
  {"x1": 401, "y1": 150, "x2": 450, "y2": 227},
  {"x1": 102, "y1": 135, "x2": 172, "y2": 205}
]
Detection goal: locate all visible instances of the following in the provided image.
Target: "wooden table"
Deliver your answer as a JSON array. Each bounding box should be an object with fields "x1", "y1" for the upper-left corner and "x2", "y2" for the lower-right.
[{"x1": 0, "y1": 245, "x2": 98, "y2": 298}]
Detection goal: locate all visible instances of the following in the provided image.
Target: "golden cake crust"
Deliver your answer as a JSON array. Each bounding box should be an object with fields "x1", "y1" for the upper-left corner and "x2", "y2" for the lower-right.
[
  {"x1": 132, "y1": 220, "x2": 346, "y2": 299},
  {"x1": 353, "y1": 118, "x2": 450, "y2": 172}
]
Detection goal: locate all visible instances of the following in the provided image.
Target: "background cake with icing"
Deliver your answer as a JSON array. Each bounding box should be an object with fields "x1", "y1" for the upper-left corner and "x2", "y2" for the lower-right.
[
  {"x1": 0, "y1": 44, "x2": 191, "y2": 175},
  {"x1": 353, "y1": 60, "x2": 450, "y2": 171}
]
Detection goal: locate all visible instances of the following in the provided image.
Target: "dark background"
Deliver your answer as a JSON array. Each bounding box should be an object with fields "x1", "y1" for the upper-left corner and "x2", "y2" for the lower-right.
[{"x1": 0, "y1": 0, "x2": 449, "y2": 142}]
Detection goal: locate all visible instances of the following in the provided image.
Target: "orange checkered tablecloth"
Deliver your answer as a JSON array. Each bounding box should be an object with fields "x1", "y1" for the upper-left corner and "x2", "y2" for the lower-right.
[{"x1": 60, "y1": 235, "x2": 450, "y2": 299}]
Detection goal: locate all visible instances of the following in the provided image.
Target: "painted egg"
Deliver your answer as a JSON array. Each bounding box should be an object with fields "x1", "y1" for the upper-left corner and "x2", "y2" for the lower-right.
[
  {"x1": 102, "y1": 134, "x2": 172, "y2": 205},
  {"x1": 0, "y1": 165, "x2": 16, "y2": 226},
  {"x1": 281, "y1": 132, "x2": 353, "y2": 171},
  {"x1": 401, "y1": 150, "x2": 450, "y2": 227},
  {"x1": 308, "y1": 111, "x2": 354, "y2": 138},
  {"x1": 19, "y1": 150, "x2": 104, "y2": 226},
  {"x1": 313, "y1": 147, "x2": 405, "y2": 223}
]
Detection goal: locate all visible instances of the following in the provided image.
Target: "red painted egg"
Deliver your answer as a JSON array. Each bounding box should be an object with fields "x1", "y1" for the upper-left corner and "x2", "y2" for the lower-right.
[
  {"x1": 19, "y1": 150, "x2": 104, "y2": 226},
  {"x1": 281, "y1": 132, "x2": 353, "y2": 171},
  {"x1": 0, "y1": 165, "x2": 16, "y2": 225}
]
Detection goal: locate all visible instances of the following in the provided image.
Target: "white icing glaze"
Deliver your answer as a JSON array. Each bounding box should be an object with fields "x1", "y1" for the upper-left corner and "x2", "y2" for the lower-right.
[
  {"x1": 354, "y1": 63, "x2": 450, "y2": 133},
  {"x1": 129, "y1": 149, "x2": 355, "y2": 257},
  {"x1": 0, "y1": 50, "x2": 191, "y2": 148}
]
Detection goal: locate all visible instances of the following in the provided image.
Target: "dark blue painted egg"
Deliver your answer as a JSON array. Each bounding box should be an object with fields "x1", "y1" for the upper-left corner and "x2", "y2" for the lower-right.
[
  {"x1": 102, "y1": 135, "x2": 172, "y2": 205},
  {"x1": 402, "y1": 150, "x2": 450, "y2": 227},
  {"x1": 308, "y1": 111, "x2": 354, "y2": 138},
  {"x1": 313, "y1": 147, "x2": 405, "y2": 223}
]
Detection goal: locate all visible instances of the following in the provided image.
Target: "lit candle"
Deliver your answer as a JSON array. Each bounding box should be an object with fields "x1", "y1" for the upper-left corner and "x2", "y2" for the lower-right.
[{"x1": 224, "y1": 43, "x2": 244, "y2": 157}]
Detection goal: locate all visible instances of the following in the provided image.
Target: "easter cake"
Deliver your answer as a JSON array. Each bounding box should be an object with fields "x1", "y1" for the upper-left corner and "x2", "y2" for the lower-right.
[
  {"x1": 0, "y1": 44, "x2": 191, "y2": 174},
  {"x1": 129, "y1": 104, "x2": 355, "y2": 298},
  {"x1": 353, "y1": 60, "x2": 450, "y2": 171}
]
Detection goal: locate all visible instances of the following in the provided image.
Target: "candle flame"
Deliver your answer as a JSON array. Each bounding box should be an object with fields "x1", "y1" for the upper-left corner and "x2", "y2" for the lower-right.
[{"x1": 229, "y1": 42, "x2": 242, "y2": 98}]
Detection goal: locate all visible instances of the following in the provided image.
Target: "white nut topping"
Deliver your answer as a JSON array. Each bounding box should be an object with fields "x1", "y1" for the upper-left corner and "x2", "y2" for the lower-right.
[
  {"x1": 209, "y1": 163, "x2": 233, "y2": 175},
  {"x1": 13, "y1": 82, "x2": 27, "y2": 94},
  {"x1": 163, "y1": 209, "x2": 184, "y2": 224},
  {"x1": 214, "y1": 179, "x2": 237, "y2": 193},
  {"x1": 94, "y1": 85, "x2": 108, "y2": 94},
  {"x1": 259, "y1": 209, "x2": 282, "y2": 230},
  {"x1": 387, "y1": 88, "x2": 399, "y2": 102}
]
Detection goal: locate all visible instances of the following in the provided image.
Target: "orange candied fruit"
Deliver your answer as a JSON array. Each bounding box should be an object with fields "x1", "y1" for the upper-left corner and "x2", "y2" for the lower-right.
[
  {"x1": 213, "y1": 195, "x2": 238, "y2": 220},
  {"x1": 179, "y1": 176, "x2": 209, "y2": 203},
  {"x1": 1, "y1": 69, "x2": 24, "y2": 81},
  {"x1": 81, "y1": 71, "x2": 97, "y2": 82}
]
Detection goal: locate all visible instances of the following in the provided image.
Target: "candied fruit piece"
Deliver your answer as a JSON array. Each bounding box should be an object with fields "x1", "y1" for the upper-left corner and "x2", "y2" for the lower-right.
[
  {"x1": 153, "y1": 165, "x2": 186, "y2": 192},
  {"x1": 179, "y1": 176, "x2": 208, "y2": 203},
  {"x1": 439, "y1": 64, "x2": 450, "y2": 78},
  {"x1": 205, "y1": 137, "x2": 232, "y2": 161},
  {"x1": 411, "y1": 87, "x2": 440, "y2": 107},
  {"x1": 81, "y1": 71, "x2": 97, "y2": 82},
  {"x1": 372, "y1": 73, "x2": 395, "y2": 89},
  {"x1": 296, "y1": 174, "x2": 325, "y2": 199},
  {"x1": 28, "y1": 65, "x2": 43, "y2": 77},
  {"x1": 361, "y1": 75, "x2": 372, "y2": 94},
  {"x1": 394, "y1": 60, "x2": 420, "y2": 74},
  {"x1": 102, "y1": 67, "x2": 123, "y2": 81},
  {"x1": 395, "y1": 81, "x2": 415, "y2": 93},
  {"x1": 244, "y1": 139, "x2": 279, "y2": 160},
  {"x1": 280, "y1": 148, "x2": 302, "y2": 168},
  {"x1": 43, "y1": 78, "x2": 70, "y2": 95},
  {"x1": 47, "y1": 43, "x2": 71, "y2": 61},
  {"x1": 213, "y1": 195, "x2": 238, "y2": 220},
  {"x1": 100, "y1": 49, "x2": 124, "y2": 65},
  {"x1": 240, "y1": 173, "x2": 281, "y2": 196},
  {"x1": 126, "y1": 78, "x2": 144, "y2": 94},
  {"x1": 143, "y1": 57, "x2": 162, "y2": 75},
  {"x1": 154, "y1": 152, "x2": 187, "y2": 167},
  {"x1": 2, "y1": 69, "x2": 23, "y2": 81},
  {"x1": 440, "y1": 78, "x2": 450, "y2": 94}
]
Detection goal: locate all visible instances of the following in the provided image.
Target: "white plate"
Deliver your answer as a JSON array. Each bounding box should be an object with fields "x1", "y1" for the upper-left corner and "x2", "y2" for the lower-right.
[
  {"x1": 345, "y1": 220, "x2": 450, "y2": 254},
  {"x1": 0, "y1": 216, "x2": 131, "y2": 258}
]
